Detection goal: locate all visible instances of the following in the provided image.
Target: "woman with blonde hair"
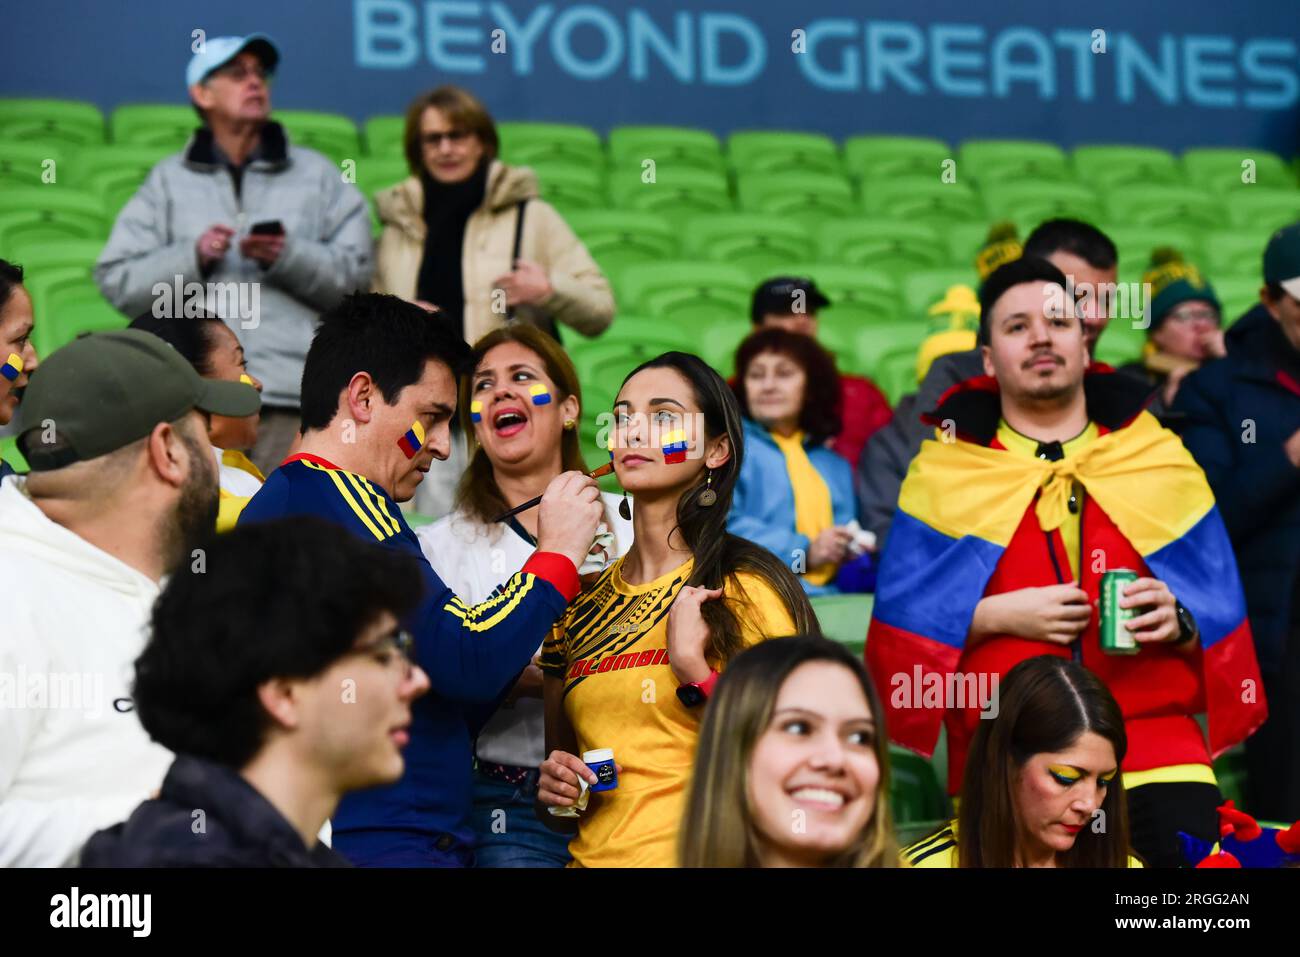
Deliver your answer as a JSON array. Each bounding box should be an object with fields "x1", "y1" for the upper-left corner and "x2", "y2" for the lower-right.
[{"x1": 680, "y1": 635, "x2": 894, "y2": 867}]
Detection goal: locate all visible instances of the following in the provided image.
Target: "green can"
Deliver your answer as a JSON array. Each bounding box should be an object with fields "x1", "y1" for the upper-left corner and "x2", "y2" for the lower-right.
[{"x1": 1100, "y1": 569, "x2": 1139, "y2": 655}]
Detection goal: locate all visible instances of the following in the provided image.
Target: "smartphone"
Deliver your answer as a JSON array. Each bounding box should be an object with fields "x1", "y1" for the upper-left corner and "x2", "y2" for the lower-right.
[{"x1": 250, "y1": 220, "x2": 285, "y2": 236}]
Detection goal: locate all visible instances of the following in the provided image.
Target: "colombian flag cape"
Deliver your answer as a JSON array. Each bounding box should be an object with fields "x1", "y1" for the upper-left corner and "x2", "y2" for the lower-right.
[{"x1": 867, "y1": 373, "x2": 1267, "y2": 778}]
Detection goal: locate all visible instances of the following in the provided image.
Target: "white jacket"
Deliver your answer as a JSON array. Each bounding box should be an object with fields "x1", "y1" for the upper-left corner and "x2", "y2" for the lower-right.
[{"x1": 0, "y1": 479, "x2": 172, "y2": 866}]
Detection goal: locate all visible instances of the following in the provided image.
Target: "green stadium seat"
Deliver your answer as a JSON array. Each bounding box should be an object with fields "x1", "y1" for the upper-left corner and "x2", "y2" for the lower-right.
[
  {"x1": 679, "y1": 214, "x2": 813, "y2": 275},
  {"x1": 1094, "y1": 319, "x2": 1147, "y2": 369},
  {"x1": 818, "y1": 219, "x2": 946, "y2": 275},
  {"x1": 0, "y1": 142, "x2": 69, "y2": 188},
  {"x1": 3, "y1": 238, "x2": 103, "y2": 277},
  {"x1": 0, "y1": 187, "x2": 109, "y2": 248},
  {"x1": 727, "y1": 130, "x2": 842, "y2": 176},
  {"x1": 606, "y1": 125, "x2": 724, "y2": 173},
  {"x1": 1219, "y1": 188, "x2": 1300, "y2": 232},
  {"x1": 276, "y1": 110, "x2": 361, "y2": 166},
  {"x1": 890, "y1": 746, "x2": 951, "y2": 826},
  {"x1": 1182, "y1": 147, "x2": 1296, "y2": 191},
  {"x1": 1213, "y1": 277, "x2": 1264, "y2": 325},
  {"x1": 809, "y1": 592, "x2": 873, "y2": 647},
  {"x1": 1101, "y1": 224, "x2": 1201, "y2": 279},
  {"x1": 498, "y1": 121, "x2": 603, "y2": 168},
  {"x1": 528, "y1": 161, "x2": 607, "y2": 212},
  {"x1": 65, "y1": 145, "x2": 169, "y2": 219},
  {"x1": 616, "y1": 260, "x2": 752, "y2": 328},
  {"x1": 780, "y1": 262, "x2": 902, "y2": 329},
  {"x1": 902, "y1": 268, "x2": 980, "y2": 316},
  {"x1": 1212, "y1": 746, "x2": 1248, "y2": 809},
  {"x1": 855, "y1": 321, "x2": 927, "y2": 382},
  {"x1": 735, "y1": 171, "x2": 855, "y2": 226},
  {"x1": 567, "y1": 318, "x2": 688, "y2": 364},
  {"x1": 872, "y1": 345, "x2": 924, "y2": 405},
  {"x1": 944, "y1": 221, "x2": 999, "y2": 269},
  {"x1": 842, "y1": 135, "x2": 950, "y2": 183},
  {"x1": 563, "y1": 209, "x2": 678, "y2": 282},
  {"x1": 1200, "y1": 231, "x2": 1269, "y2": 280},
  {"x1": 1104, "y1": 185, "x2": 1225, "y2": 232},
  {"x1": 699, "y1": 319, "x2": 753, "y2": 375},
  {"x1": 979, "y1": 180, "x2": 1102, "y2": 233},
  {"x1": 26, "y1": 267, "x2": 127, "y2": 355},
  {"x1": 110, "y1": 104, "x2": 198, "y2": 150},
  {"x1": 958, "y1": 139, "x2": 1071, "y2": 185},
  {"x1": 1071, "y1": 145, "x2": 1181, "y2": 190},
  {"x1": 363, "y1": 114, "x2": 405, "y2": 157},
  {"x1": 0, "y1": 98, "x2": 106, "y2": 149},
  {"x1": 861, "y1": 177, "x2": 984, "y2": 225},
  {"x1": 0, "y1": 434, "x2": 29, "y2": 474},
  {"x1": 607, "y1": 166, "x2": 732, "y2": 224}
]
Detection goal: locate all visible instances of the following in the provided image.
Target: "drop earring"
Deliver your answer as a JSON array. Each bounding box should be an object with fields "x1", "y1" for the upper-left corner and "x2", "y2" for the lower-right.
[
  {"x1": 619, "y1": 491, "x2": 632, "y2": 521},
  {"x1": 698, "y1": 470, "x2": 717, "y2": 507}
]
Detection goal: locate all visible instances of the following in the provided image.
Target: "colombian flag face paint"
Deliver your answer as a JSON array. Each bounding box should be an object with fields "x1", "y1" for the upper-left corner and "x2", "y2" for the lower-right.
[
  {"x1": 239, "y1": 373, "x2": 254, "y2": 387},
  {"x1": 662, "y1": 428, "x2": 688, "y2": 464},
  {"x1": 397, "y1": 420, "x2": 426, "y2": 459},
  {"x1": 1, "y1": 353, "x2": 22, "y2": 382},
  {"x1": 529, "y1": 383, "x2": 552, "y2": 406},
  {"x1": 469, "y1": 400, "x2": 483, "y2": 423}
]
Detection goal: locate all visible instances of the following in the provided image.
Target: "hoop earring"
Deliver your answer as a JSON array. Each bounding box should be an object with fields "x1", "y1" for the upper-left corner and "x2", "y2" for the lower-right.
[
  {"x1": 698, "y1": 469, "x2": 717, "y2": 507},
  {"x1": 618, "y1": 491, "x2": 632, "y2": 521}
]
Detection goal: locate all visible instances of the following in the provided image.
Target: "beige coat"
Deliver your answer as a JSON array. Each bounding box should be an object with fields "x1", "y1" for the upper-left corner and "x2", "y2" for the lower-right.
[{"x1": 373, "y1": 161, "x2": 614, "y2": 345}]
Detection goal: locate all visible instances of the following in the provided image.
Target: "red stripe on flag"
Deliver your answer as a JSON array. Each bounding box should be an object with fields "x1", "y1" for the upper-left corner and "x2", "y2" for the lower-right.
[
  {"x1": 1204, "y1": 619, "x2": 1269, "y2": 758},
  {"x1": 865, "y1": 619, "x2": 962, "y2": 758}
]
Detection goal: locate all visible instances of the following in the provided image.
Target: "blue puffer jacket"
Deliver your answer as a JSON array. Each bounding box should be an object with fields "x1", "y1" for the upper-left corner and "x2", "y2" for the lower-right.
[
  {"x1": 1173, "y1": 306, "x2": 1300, "y2": 674},
  {"x1": 728, "y1": 418, "x2": 855, "y2": 594}
]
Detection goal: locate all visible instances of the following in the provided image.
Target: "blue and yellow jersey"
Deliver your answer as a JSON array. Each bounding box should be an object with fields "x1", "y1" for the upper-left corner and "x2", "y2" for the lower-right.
[
  {"x1": 901, "y1": 819, "x2": 1145, "y2": 868},
  {"x1": 238, "y1": 453, "x2": 580, "y2": 855}
]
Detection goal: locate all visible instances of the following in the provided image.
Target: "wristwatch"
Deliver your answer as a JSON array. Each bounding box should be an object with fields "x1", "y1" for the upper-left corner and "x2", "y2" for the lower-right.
[
  {"x1": 1173, "y1": 601, "x2": 1198, "y2": 645},
  {"x1": 676, "y1": 669, "x2": 720, "y2": 708}
]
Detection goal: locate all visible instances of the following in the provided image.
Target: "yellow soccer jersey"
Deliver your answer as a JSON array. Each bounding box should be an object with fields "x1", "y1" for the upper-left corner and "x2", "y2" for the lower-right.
[
  {"x1": 900, "y1": 819, "x2": 1145, "y2": 868},
  {"x1": 539, "y1": 555, "x2": 796, "y2": 868}
]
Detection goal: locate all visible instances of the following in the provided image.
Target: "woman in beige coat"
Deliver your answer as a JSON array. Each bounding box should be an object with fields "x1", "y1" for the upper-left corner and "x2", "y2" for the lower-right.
[{"x1": 373, "y1": 85, "x2": 614, "y2": 517}]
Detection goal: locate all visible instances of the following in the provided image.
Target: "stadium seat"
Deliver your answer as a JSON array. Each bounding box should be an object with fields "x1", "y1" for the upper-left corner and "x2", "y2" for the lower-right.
[
  {"x1": 861, "y1": 177, "x2": 984, "y2": 225},
  {"x1": 607, "y1": 166, "x2": 733, "y2": 224},
  {"x1": 616, "y1": 260, "x2": 752, "y2": 328},
  {"x1": 679, "y1": 214, "x2": 813, "y2": 275},
  {"x1": 0, "y1": 434, "x2": 28, "y2": 474},
  {"x1": 497, "y1": 121, "x2": 603, "y2": 168},
  {"x1": 0, "y1": 187, "x2": 109, "y2": 247},
  {"x1": 528, "y1": 161, "x2": 608, "y2": 211},
  {"x1": 781, "y1": 262, "x2": 902, "y2": 328},
  {"x1": 855, "y1": 321, "x2": 928, "y2": 382},
  {"x1": 727, "y1": 130, "x2": 842, "y2": 176},
  {"x1": 809, "y1": 593, "x2": 873, "y2": 649},
  {"x1": 363, "y1": 114, "x2": 405, "y2": 157},
  {"x1": 958, "y1": 139, "x2": 1071, "y2": 185},
  {"x1": 110, "y1": 104, "x2": 198, "y2": 150},
  {"x1": 902, "y1": 268, "x2": 980, "y2": 316},
  {"x1": 842, "y1": 134, "x2": 950, "y2": 183},
  {"x1": 889, "y1": 746, "x2": 951, "y2": 826},
  {"x1": 3, "y1": 238, "x2": 104, "y2": 277},
  {"x1": 698, "y1": 319, "x2": 753, "y2": 375},
  {"x1": 568, "y1": 318, "x2": 688, "y2": 364},
  {"x1": 275, "y1": 110, "x2": 361, "y2": 165},
  {"x1": 1213, "y1": 277, "x2": 1264, "y2": 325},
  {"x1": 1103, "y1": 185, "x2": 1225, "y2": 232},
  {"x1": 26, "y1": 267, "x2": 128, "y2": 355},
  {"x1": 871, "y1": 344, "x2": 925, "y2": 405},
  {"x1": 944, "y1": 221, "x2": 998, "y2": 268},
  {"x1": 404, "y1": 512, "x2": 437, "y2": 528},
  {"x1": 1101, "y1": 224, "x2": 1201, "y2": 279},
  {"x1": 1200, "y1": 231, "x2": 1269, "y2": 280},
  {"x1": 818, "y1": 219, "x2": 946, "y2": 276},
  {"x1": 735, "y1": 171, "x2": 855, "y2": 226},
  {"x1": 1094, "y1": 319, "x2": 1147, "y2": 369},
  {"x1": 0, "y1": 142, "x2": 66, "y2": 188},
  {"x1": 0, "y1": 98, "x2": 106, "y2": 149},
  {"x1": 563, "y1": 209, "x2": 679, "y2": 282},
  {"x1": 1181, "y1": 147, "x2": 1296, "y2": 191},
  {"x1": 1219, "y1": 188, "x2": 1300, "y2": 233},
  {"x1": 978, "y1": 180, "x2": 1102, "y2": 233},
  {"x1": 1071, "y1": 145, "x2": 1181, "y2": 190},
  {"x1": 606, "y1": 125, "x2": 725, "y2": 173},
  {"x1": 66, "y1": 145, "x2": 170, "y2": 218}
]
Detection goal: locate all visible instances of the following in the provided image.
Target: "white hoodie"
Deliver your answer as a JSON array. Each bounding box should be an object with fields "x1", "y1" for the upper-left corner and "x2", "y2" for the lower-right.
[{"x1": 0, "y1": 479, "x2": 172, "y2": 866}]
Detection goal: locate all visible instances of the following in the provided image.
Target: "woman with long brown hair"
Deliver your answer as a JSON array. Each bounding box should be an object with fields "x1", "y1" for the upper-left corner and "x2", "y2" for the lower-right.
[
  {"x1": 902, "y1": 655, "x2": 1143, "y2": 867},
  {"x1": 416, "y1": 323, "x2": 631, "y2": 867},
  {"x1": 679, "y1": 636, "x2": 894, "y2": 867},
  {"x1": 535, "y1": 352, "x2": 816, "y2": 867}
]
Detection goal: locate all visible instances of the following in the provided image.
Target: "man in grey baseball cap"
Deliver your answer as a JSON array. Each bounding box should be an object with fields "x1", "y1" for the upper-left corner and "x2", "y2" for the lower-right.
[{"x1": 0, "y1": 329, "x2": 259, "y2": 865}]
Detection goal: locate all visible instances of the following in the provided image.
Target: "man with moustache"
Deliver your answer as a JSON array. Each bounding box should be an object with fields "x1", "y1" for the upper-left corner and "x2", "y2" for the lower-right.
[
  {"x1": 866, "y1": 257, "x2": 1266, "y2": 867},
  {"x1": 0, "y1": 329, "x2": 260, "y2": 865}
]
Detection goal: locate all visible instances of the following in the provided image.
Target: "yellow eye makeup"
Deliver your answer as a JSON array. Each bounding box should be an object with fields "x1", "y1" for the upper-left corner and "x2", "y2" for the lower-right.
[
  {"x1": 1099, "y1": 771, "x2": 1117, "y2": 787},
  {"x1": 1048, "y1": 764, "x2": 1082, "y2": 786}
]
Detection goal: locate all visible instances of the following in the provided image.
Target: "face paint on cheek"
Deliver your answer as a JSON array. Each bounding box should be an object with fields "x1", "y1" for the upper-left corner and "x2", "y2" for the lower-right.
[
  {"x1": 397, "y1": 421, "x2": 426, "y2": 460},
  {"x1": 0, "y1": 353, "x2": 22, "y2": 382},
  {"x1": 469, "y1": 400, "x2": 483, "y2": 423},
  {"x1": 528, "y1": 383, "x2": 551, "y2": 406},
  {"x1": 662, "y1": 429, "x2": 688, "y2": 464}
]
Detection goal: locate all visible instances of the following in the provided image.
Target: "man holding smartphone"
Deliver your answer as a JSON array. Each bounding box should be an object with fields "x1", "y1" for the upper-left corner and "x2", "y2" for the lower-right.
[{"x1": 96, "y1": 34, "x2": 374, "y2": 473}]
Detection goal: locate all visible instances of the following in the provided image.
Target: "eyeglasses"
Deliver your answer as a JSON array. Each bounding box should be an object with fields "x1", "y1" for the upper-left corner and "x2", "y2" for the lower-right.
[
  {"x1": 421, "y1": 130, "x2": 472, "y2": 147},
  {"x1": 211, "y1": 62, "x2": 272, "y2": 84},
  {"x1": 1165, "y1": 305, "x2": 1220, "y2": 324},
  {"x1": 358, "y1": 629, "x2": 418, "y2": 679}
]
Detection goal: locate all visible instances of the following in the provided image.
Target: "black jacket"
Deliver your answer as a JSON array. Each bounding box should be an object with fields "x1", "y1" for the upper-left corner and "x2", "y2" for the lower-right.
[
  {"x1": 1173, "y1": 306, "x2": 1300, "y2": 674},
  {"x1": 80, "y1": 754, "x2": 350, "y2": 868}
]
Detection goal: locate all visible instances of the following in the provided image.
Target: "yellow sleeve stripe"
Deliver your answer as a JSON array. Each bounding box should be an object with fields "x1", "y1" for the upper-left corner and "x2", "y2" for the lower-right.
[
  {"x1": 304, "y1": 461, "x2": 386, "y2": 541},
  {"x1": 343, "y1": 471, "x2": 399, "y2": 536},
  {"x1": 443, "y1": 575, "x2": 537, "y2": 632},
  {"x1": 1122, "y1": 763, "x2": 1217, "y2": 790}
]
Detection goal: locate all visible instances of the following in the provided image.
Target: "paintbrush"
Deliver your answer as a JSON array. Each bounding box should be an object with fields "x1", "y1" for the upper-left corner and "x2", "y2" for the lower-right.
[{"x1": 490, "y1": 460, "x2": 615, "y2": 523}]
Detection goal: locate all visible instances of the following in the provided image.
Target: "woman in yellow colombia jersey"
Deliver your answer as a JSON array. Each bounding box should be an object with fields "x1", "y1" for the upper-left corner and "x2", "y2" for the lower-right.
[
  {"x1": 536, "y1": 351, "x2": 814, "y2": 867},
  {"x1": 901, "y1": 656, "x2": 1145, "y2": 868}
]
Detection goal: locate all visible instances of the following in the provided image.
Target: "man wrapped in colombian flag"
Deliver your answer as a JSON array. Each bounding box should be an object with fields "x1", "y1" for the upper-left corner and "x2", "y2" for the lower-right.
[{"x1": 867, "y1": 257, "x2": 1267, "y2": 868}]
